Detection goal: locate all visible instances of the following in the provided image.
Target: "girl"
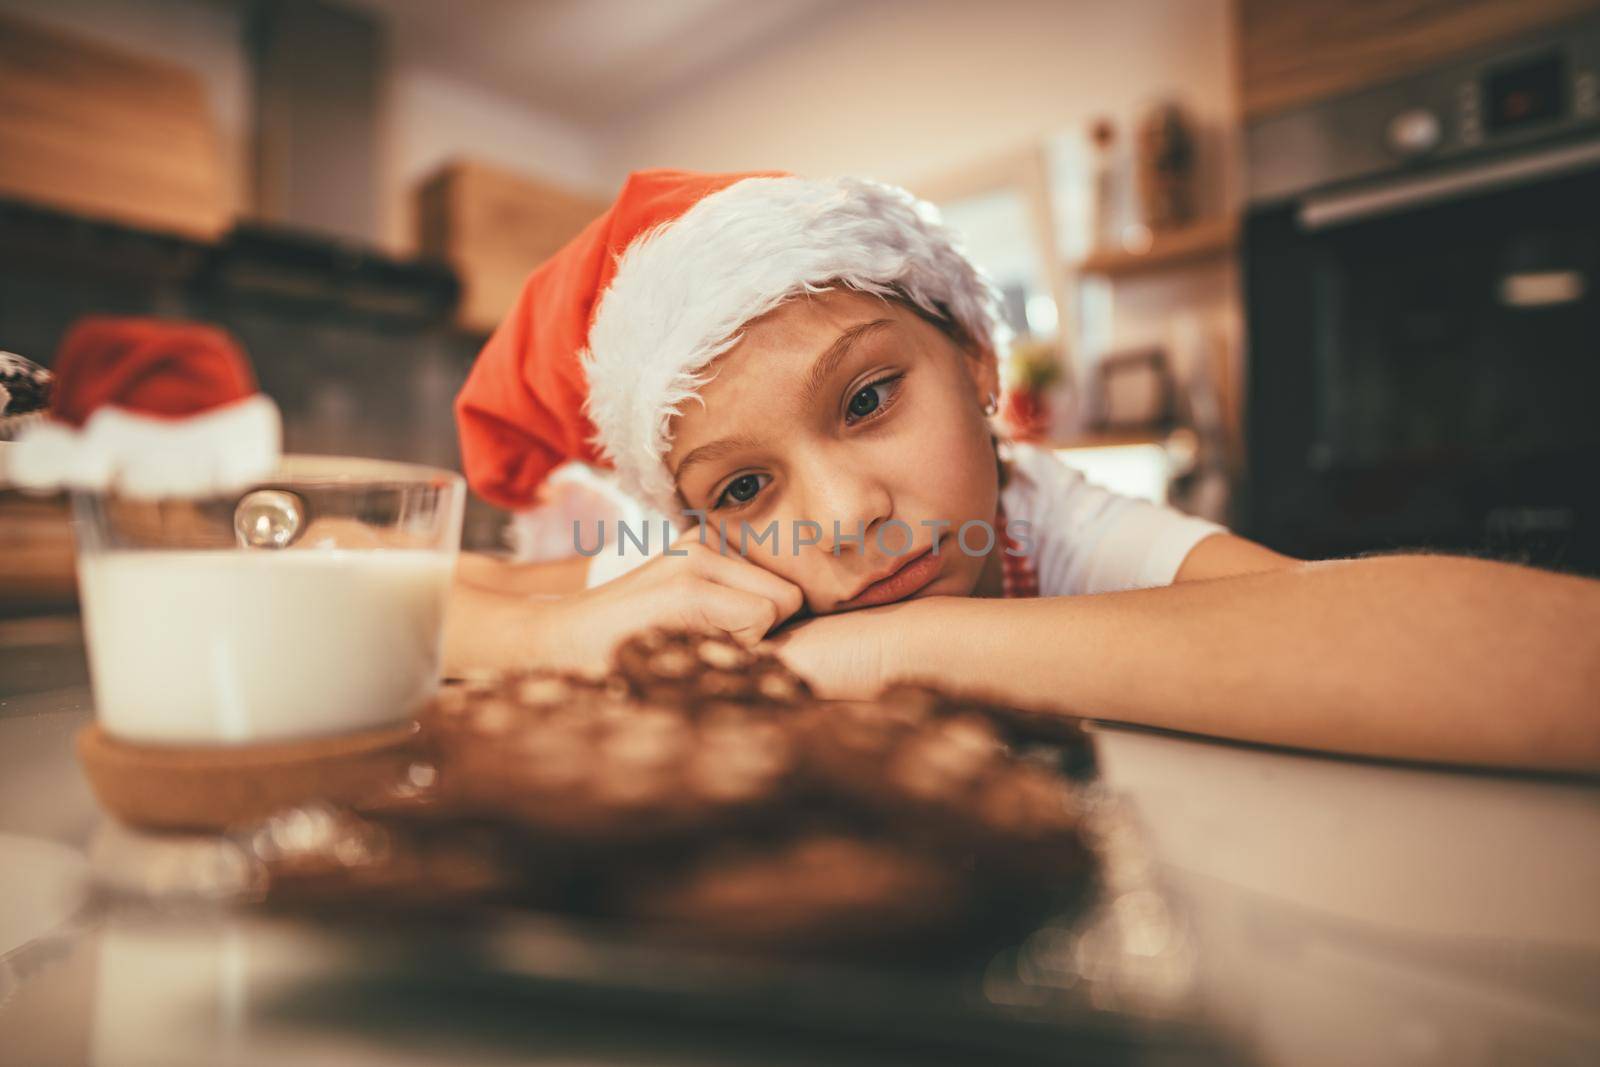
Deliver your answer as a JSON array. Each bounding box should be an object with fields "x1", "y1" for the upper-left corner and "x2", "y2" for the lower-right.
[{"x1": 447, "y1": 169, "x2": 1600, "y2": 773}]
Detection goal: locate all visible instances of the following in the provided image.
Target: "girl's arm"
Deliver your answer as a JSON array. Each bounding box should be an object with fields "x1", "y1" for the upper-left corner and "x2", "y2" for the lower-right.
[
  {"x1": 443, "y1": 554, "x2": 591, "y2": 675},
  {"x1": 455, "y1": 551, "x2": 593, "y2": 596},
  {"x1": 443, "y1": 536, "x2": 806, "y2": 678},
  {"x1": 771, "y1": 554, "x2": 1600, "y2": 773},
  {"x1": 1173, "y1": 532, "x2": 1300, "y2": 581}
]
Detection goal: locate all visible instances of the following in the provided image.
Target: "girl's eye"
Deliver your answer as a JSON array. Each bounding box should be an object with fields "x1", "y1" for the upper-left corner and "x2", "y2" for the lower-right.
[
  {"x1": 845, "y1": 375, "x2": 902, "y2": 424},
  {"x1": 714, "y1": 472, "x2": 766, "y2": 509},
  {"x1": 847, "y1": 386, "x2": 880, "y2": 419}
]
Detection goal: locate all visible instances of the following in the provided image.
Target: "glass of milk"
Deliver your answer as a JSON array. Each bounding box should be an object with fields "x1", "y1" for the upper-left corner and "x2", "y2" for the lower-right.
[{"x1": 72, "y1": 456, "x2": 465, "y2": 745}]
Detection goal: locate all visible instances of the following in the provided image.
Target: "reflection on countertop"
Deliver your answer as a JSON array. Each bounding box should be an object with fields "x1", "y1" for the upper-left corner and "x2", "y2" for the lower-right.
[
  {"x1": 0, "y1": 614, "x2": 89, "y2": 702},
  {"x1": 1, "y1": 663, "x2": 1597, "y2": 1065},
  {"x1": 1093, "y1": 726, "x2": 1600, "y2": 1065}
]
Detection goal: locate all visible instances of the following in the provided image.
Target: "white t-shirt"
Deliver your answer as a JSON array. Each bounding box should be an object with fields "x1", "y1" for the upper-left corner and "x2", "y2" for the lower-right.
[
  {"x1": 996, "y1": 440, "x2": 1226, "y2": 596},
  {"x1": 511, "y1": 446, "x2": 1226, "y2": 595}
]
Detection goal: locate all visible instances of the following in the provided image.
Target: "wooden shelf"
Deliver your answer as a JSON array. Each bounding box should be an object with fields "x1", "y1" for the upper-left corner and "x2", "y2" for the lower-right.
[
  {"x1": 1077, "y1": 217, "x2": 1237, "y2": 278},
  {"x1": 1040, "y1": 431, "x2": 1169, "y2": 451}
]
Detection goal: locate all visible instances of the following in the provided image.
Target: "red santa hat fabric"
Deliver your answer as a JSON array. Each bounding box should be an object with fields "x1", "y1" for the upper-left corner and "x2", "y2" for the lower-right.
[
  {"x1": 3, "y1": 316, "x2": 281, "y2": 497},
  {"x1": 50, "y1": 317, "x2": 259, "y2": 426}
]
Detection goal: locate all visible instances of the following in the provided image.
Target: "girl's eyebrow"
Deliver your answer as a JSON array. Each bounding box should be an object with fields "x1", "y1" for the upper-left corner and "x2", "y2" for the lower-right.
[
  {"x1": 673, "y1": 318, "x2": 898, "y2": 489},
  {"x1": 798, "y1": 318, "x2": 895, "y2": 412},
  {"x1": 672, "y1": 431, "x2": 764, "y2": 485}
]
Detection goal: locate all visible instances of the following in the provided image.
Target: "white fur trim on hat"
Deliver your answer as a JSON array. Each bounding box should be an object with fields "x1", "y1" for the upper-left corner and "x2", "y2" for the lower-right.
[
  {"x1": 505, "y1": 460, "x2": 675, "y2": 581},
  {"x1": 580, "y1": 175, "x2": 1009, "y2": 517},
  {"x1": 2, "y1": 394, "x2": 282, "y2": 498}
]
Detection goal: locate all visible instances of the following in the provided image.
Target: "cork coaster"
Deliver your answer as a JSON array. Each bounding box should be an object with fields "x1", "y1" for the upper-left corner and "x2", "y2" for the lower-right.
[{"x1": 76, "y1": 721, "x2": 423, "y2": 832}]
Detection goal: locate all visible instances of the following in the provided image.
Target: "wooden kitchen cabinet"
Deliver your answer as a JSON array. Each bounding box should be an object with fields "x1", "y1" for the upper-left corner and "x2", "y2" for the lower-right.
[
  {"x1": 0, "y1": 12, "x2": 228, "y2": 240},
  {"x1": 416, "y1": 160, "x2": 608, "y2": 334},
  {"x1": 1235, "y1": 0, "x2": 1600, "y2": 119},
  {"x1": 0, "y1": 492, "x2": 76, "y2": 610}
]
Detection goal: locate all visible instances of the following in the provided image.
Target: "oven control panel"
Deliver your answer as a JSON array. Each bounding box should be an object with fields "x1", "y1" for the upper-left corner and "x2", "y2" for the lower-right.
[
  {"x1": 1458, "y1": 47, "x2": 1597, "y2": 149},
  {"x1": 1247, "y1": 14, "x2": 1600, "y2": 203}
]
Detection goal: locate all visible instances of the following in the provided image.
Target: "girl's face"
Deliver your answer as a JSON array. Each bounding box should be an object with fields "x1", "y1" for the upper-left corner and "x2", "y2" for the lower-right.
[{"x1": 666, "y1": 288, "x2": 1003, "y2": 615}]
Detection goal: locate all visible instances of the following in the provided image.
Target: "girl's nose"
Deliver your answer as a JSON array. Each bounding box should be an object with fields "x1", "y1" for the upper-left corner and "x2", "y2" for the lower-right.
[{"x1": 800, "y1": 455, "x2": 893, "y2": 556}]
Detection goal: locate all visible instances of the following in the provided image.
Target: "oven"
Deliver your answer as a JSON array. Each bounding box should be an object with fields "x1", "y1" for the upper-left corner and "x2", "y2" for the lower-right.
[{"x1": 1241, "y1": 15, "x2": 1600, "y2": 574}]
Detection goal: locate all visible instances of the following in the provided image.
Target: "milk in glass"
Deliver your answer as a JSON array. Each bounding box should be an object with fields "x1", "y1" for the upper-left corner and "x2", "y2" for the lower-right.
[{"x1": 78, "y1": 548, "x2": 454, "y2": 744}]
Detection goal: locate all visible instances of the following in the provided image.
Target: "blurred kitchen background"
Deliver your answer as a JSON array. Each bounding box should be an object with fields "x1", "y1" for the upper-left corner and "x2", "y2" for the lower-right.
[{"x1": 3, "y1": 0, "x2": 1600, "y2": 614}]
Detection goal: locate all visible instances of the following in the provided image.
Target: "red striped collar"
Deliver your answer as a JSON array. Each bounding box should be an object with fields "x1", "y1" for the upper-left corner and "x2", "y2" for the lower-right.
[{"x1": 997, "y1": 502, "x2": 1039, "y2": 598}]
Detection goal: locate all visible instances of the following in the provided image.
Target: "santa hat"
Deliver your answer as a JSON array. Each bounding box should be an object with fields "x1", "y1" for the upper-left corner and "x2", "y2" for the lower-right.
[
  {"x1": 456, "y1": 168, "x2": 1005, "y2": 518},
  {"x1": 3, "y1": 317, "x2": 281, "y2": 497}
]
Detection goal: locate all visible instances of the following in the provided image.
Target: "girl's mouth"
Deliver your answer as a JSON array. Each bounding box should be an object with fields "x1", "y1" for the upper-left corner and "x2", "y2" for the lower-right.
[{"x1": 836, "y1": 543, "x2": 944, "y2": 610}]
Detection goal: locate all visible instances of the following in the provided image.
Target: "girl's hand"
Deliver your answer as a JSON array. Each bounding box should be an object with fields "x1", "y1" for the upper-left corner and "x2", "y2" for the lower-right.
[{"x1": 544, "y1": 525, "x2": 806, "y2": 674}]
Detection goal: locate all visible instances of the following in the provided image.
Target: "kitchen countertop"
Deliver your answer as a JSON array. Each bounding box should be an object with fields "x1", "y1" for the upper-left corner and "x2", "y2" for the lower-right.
[{"x1": 2, "y1": 620, "x2": 1597, "y2": 1066}]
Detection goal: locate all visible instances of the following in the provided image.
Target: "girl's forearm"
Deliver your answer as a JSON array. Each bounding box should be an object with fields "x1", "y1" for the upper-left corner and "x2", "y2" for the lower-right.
[
  {"x1": 444, "y1": 554, "x2": 594, "y2": 677},
  {"x1": 443, "y1": 580, "x2": 549, "y2": 676},
  {"x1": 456, "y1": 551, "x2": 591, "y2": 596},
  {"x1": 893, "y1": 556, "x2": 1600, "y2": 772}
]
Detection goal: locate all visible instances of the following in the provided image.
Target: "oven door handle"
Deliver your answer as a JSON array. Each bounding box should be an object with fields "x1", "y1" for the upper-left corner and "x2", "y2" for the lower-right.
[{"x1": 1297, "y1": 138, "x2": 1600, "y2": 231}]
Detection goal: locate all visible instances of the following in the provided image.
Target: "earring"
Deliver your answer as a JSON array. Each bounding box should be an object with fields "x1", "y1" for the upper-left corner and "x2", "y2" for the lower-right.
[{"x1": 983, "y1": 391, "x2": 998, "y2": 416}]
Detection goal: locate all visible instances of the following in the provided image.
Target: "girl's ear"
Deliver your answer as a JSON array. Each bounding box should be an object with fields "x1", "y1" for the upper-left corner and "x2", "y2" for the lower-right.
[{"x1": 962, "y1": 340, "x2": 1000, "y2": 410}]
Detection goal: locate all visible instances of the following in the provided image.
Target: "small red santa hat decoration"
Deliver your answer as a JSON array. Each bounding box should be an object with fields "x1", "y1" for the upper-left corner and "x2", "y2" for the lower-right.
[
  {"x1": 3, "y1": 317, "x2": 281, "y2": 497},
  {"x1": 456, "y1": 168, "x2": 1006, "y2": 518}
]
